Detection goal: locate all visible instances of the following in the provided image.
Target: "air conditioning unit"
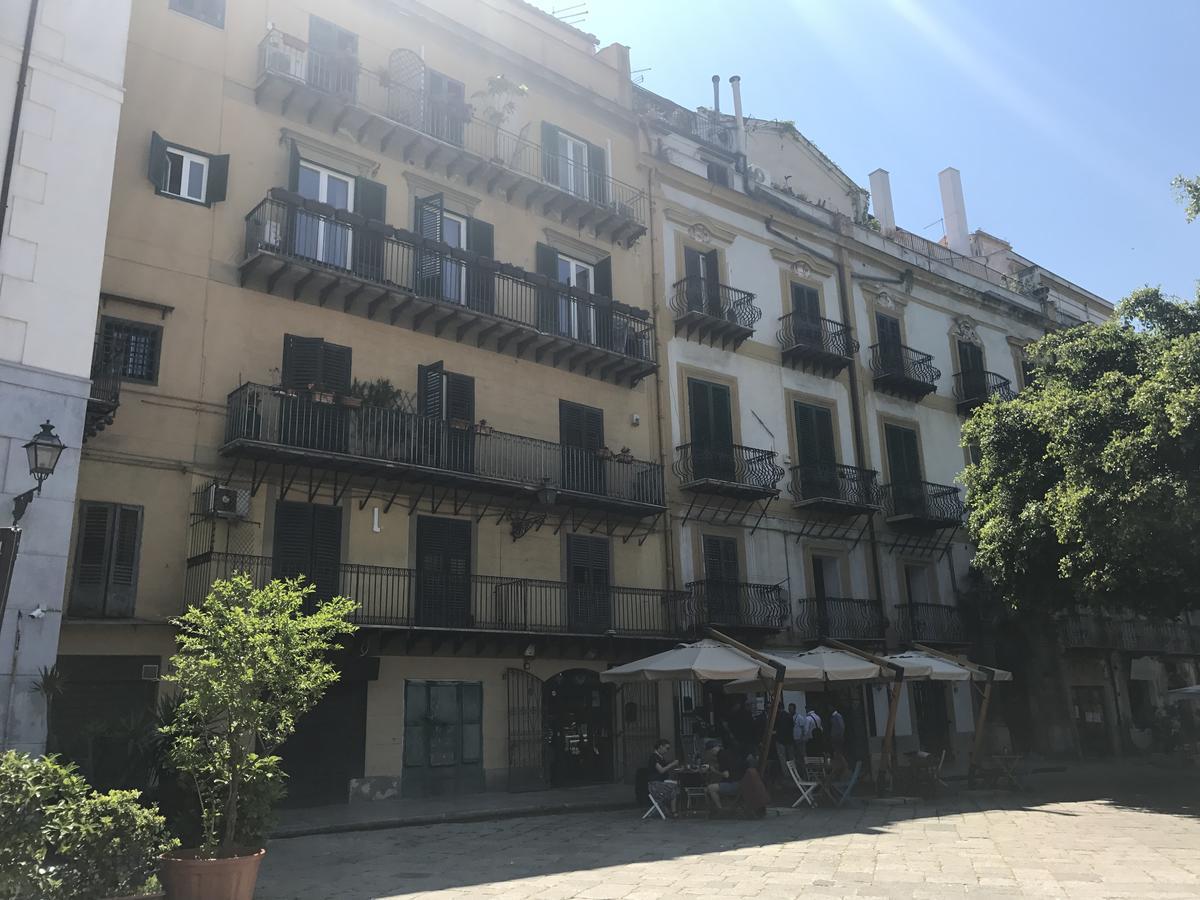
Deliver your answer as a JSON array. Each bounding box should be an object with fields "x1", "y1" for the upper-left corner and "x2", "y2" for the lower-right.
[
  {"x1": 207, "y1": 484, "x2": 250, "y2": 520},
  {"x1": 140, "y1": 664, "x2": 160, "y2": 681},
  {"x1": 748, "y1": 164, "x2": 770, "y2": 185}
]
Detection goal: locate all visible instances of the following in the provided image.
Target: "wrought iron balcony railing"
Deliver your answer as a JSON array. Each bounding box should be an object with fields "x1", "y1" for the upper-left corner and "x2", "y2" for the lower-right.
[
  {"x1": 894, "y1": 601, "x2": 970, "y2": 645},
  {"x1": 670, "y1": 277, "x2": 760, "y2": 349},
  {"x1": 633, "y1": 87, "x2": 738, "y2": 153},
  {"x1": 84, "y1": 337, "x2": 125, "y2": 441},
  {"x1": 789, "y1": 463, "x2": 880, "y2": 512},
  {"x1": 256, "y1": 29, "x2": 647, "y2": 232},
  {"x1": 673, "y1": 443, "x2": 784, "y2": 498},
  {"x1": 242, "y1": 194, "x2": 657, "y2": 383},
  {"x1": 880, "y1": 481, "x2": 964, "y2": 527},
  {"x1": 185, "y1": 552, "x2": 690, "y2": 638},
  {"x1": 869, "y1": 343, "x2": 941, "y2": 400},
  {"x1": 1060, "y1": 614, "x2": 1200, "y2": 655},
  {"x1": 225, "y1": 382, "x2": 665, "y2": 509},
  {"x1": 953, "y1": 370, "x2": 1017, "y2": 414},
  {"x1": 685, "y1": 580, "x2": 789, "y2": 630},
  {"x1": 778, "y1": 314, "x2": 858, "y2": 374},
  {"x1": 794, "y1": 597, "x2": 886, "y2": 642}
]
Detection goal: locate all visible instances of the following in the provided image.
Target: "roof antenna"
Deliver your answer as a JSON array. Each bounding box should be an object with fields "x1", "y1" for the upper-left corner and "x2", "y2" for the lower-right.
[{"x1": 551, "y1": 3, "x2": 588, "y2": 26}]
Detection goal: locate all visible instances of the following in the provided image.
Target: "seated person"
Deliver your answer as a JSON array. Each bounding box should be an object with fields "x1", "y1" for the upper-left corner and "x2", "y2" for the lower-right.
[
  {"x1": 647, "y1": 738, "x2": 680, "y2": 816},
  {"x1": 706, "y1": 743, "x2": 745, "y2": 810}
]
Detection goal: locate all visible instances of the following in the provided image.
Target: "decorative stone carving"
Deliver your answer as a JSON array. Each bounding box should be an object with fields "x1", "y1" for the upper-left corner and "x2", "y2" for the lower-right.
[
  {"x1": 790, "y1": 260, "x2": 812, "y2": 278},
  {"x1": 952, "y1": 316, "x2": 981, "y2": 345},
  {"x1": 687, "y1": 223, "x2": 713, "y2": 245},
  {"x1": 876, "y1": 291, "x2": 896, "y2": 310}
]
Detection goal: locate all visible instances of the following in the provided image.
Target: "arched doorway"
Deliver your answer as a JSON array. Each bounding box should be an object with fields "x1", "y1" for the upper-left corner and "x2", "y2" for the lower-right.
[{"x1": 544, "y1": 669, "x2": 614, "y2": 787}]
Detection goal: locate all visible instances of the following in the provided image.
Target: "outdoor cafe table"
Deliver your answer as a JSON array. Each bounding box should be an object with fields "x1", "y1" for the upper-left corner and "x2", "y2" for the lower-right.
[{"x1": 673, "y1": 768, "x2": 711, "y2": 814}]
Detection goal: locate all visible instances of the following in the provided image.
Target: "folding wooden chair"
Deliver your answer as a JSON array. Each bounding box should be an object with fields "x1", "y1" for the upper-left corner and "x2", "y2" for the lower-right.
[
  {"x1": 785, "y1": 760, "x2": 820, "y2": 809},
  {"x1": 642, "y1": 791, "x2": 667, "y2": 820},
  {"x1": 830, "y1": 761, "x2": 862, "y2": 807},
  {"x1": 933, "y1": 750, "x2": 948, "y2": 789}
]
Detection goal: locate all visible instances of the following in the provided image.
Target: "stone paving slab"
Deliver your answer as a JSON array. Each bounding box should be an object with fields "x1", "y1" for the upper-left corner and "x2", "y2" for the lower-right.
[{"x1": 258, "y1": 773, "x2": 1200, "y2": 900}]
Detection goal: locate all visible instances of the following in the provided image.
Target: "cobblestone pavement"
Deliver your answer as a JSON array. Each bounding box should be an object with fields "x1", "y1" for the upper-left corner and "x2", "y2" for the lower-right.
[{"x1": 258, "y1": 776, "x2": 1200, "y2": 899}]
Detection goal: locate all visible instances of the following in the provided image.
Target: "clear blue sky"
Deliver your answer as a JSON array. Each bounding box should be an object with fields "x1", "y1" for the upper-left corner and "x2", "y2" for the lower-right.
[{"x1": 539, "y1": 0, "x2": 1198, "y2": 304}]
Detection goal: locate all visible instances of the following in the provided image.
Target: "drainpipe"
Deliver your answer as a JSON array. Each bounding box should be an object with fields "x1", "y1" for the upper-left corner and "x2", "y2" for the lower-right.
[{"x1": 0, "y1": 0, "x2": 39, "y2": 247}]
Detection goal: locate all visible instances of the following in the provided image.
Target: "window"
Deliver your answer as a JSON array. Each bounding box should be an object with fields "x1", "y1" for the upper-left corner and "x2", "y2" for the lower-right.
[
  {"x1": 541, "y1": 123, "x2": 606, "y2": 205},
  {"x1": 904, "y1": 564, "x2": 933, "y2": 605},
  {"x1": 811, "y1": 555, "x2": 842, "y2": 599},
  {"x1": 295, "y1": 160, "x2": 354, "y2": 267},
  {"x1": 706, "y1": 161, "x2": 730, "y2": 188},
  {"x1": 281, "y1": 335, "x2": 353, "y2": 393},
  {"x1": 148, "y1": 132, "x2": 228, "y2": 205},
  {"x1": 534, "y1": 243, "x2": 613, "y2": 344},
  {"x1": 70, "y1": 502, "x2": 143, "y2": 618},
  {"x1": 169, "y1": 0, "x2": 224, "y2": 28},
  {"x1": 100, "y1": 316, "x2": 162, "y2": 384}
]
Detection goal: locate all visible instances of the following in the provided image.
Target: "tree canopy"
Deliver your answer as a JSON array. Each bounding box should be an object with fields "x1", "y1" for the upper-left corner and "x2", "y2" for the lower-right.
[
  {"x1": 1173, "y1": 174, "x2": 1200, "y2": 224},
  {"x1": 962, "y1": 287, "x2": 1200, "y2": 618}
]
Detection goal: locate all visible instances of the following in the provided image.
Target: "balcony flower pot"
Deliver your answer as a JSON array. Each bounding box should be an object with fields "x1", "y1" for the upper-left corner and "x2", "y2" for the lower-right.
[
  {"x1": 615, "y1": 447, "x2": 634, "y2": 464},
  {"x1": 160, "y1": 848, "x2": 265, "y2": 900}
]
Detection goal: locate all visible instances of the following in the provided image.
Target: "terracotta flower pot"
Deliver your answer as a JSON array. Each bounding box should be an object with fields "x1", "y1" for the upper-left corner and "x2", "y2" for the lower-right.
[{"x1": 160, "y1": 848, "x2": 265, "y2": 900}]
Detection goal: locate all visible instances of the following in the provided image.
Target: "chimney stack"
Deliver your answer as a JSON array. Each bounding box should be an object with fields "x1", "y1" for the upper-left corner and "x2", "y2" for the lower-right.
[
  {"x1": 868, "y1": 168, "x2": 896, "y2": 236},
  {"x1": 729, "y1": 75, "x2": 745, "y2": 157},
  {"x1": 711, "y1": 75, "x2": 721, "y2": 118},
  {"x1": 938, "y1": 167, "x2": 970, "y2": 254}
]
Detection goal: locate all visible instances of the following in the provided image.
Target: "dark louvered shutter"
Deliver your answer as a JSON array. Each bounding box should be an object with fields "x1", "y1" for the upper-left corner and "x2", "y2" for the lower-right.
[
  {"x1": 287, "y1": 139, "x2": 301, "y2": 192},
  {"x1": 322, "y1": 341, "x2": 353, "y2": 394},
  {"x1": 586, "y1": 141, "x2": 607, "y2": 206},
  {"x1": 415, "y1": 194, "x2": 444, "y2": 297},
  {"x1": 273, "y1": 501, "x2": 313, "y2": 583},
  {"x1": 418, "y1": 362, "x2": 445, "y2": 418},
  {"x1": 466, "y1": 218, "x2": 495, "y2": 313},
  {"x1": 683, "y1": 248, "x2": 704, "y2": 311},
  {"x1": 206, "y1": 154, "x2": 230, "y2": 204},
  {"x1": 593, "y1": 257, "x2": 612, "y2": 299},
  {"x1": 355, "y1": 177, "x2": 387, "y2": 222},
  {"x1": 566, "y1": 533, "x2": 611, "y2": 631},
  {"x1": 794, "y1": 403, "x2": 836, "y2": 468},
  {"x1": 106, "y1": 506, "x2": 143, "y2": 617},
  {"x1": 281, "y1": 335, "x2": 323, "y2": 389},
  {"x1": 876, "y1": 313, "x2": 901, "y2": 349},
  {"x1": 71, "y1": 503, "x2": 114, "y2": 616},
  {"x1": 885, "y1": 425, "x2": 922, "y2": 483},
  {"x1": 536, "y1": 242, "x2": 559, "y2": 332},
  {"x1": 467, "y1": 218, "x2": 493, "y2": 257},
  {"x1": 541, "y1": 122, "x2": 560, "y2": 184},
  {"x1": 309, "y1": 504, "x2": 343, "y2": 604},
  {"x1": 148, "y1": 132, "x2": 169, "y2": 192},
  {"x1": 559, "y1": 400, "x2": 602, "y2": 450},
  {"x1": 703, "y1": 250, "x2": 721, "y2": 312},
  {"x1": 352, "y1": 176, "x2": 387, "y2": 281},
  {"x1": 445, "y1": 373, "x2": 475, "y2": 423},
  {"x1": 792, "y1": 284, "x2": 820, "y2": 320},
  {"x1": 702, "y1": 535, "x2": 739, "y2": 583}
]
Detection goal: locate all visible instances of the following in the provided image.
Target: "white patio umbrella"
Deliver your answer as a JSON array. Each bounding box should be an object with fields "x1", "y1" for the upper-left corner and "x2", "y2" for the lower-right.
[
  {"x1": 599, "y1": 639, "x2": 775, "y2": 684},
  {"x1": 722, "y1": 645, "x2": 899, "y2": 692},
  {"x1": 1168, "y1": 684, "x2": 1200, "y2": 701},
  {"x1": 885, "y1": 650, "x2": 973, "y2": 681}
]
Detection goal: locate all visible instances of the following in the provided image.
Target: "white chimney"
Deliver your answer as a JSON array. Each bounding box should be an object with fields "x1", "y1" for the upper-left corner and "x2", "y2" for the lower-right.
[
  {"x1": 938, "y1": 166, "x2": 970, "y2": 254},
  {"x1": 711, "y1": 75, "x2": 721, "y2": 117},
  {"x1": 868, "y1": 168, "x2": 896, "y2": 236},
  {"x1": 729, "y1": 75, "x2": 746, "y2": 158}
]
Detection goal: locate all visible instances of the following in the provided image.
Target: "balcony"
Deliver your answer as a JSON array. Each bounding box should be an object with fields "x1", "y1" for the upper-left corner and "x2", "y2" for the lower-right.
[
  {"x1": 778, "y1": 314, "x2": 858, "y2": 376},
  {"x1": 84, "y1": 338, "x2": 123, "y2": 442},
  {"x1": 789, "y1": 464, "x2": 880, "y2": 515},
  {"x1": 255, "y1": 29, "x2": 646, "y2": 246},
  {"x1": 794, "y1": 597, "x2": 886, "y2": 642},
  {"x1": 895, "y1": 602, "x2": 970, "y2": 645},
  {"x1": 185, "y1": 552, "x2": 690, "y2": 641},
  {"x1": 1060, "y1": 614, "x2": 1200, "y2": 655},
  {"x1": 673, "y1": 444, "x2": 784, "y2": 501},
  {"x1": 953, "y1": 370, "x2": 1017, "y2": 415},
  {"x1": 633, "y1": 86, "x2": 738, "y2": 154},
  {"x1": 686, "y1": 580, "x2": 789, "y2": 631},
  {"x1": 869, "y1": 344, "x2": 941, "y2": 401},
  {"x1": 240, "y1": 193, "x2": 657, "y2": 386},
  {"x1": 223, "y1": 383, "x2": 664, "y2": 519},
  {"x1": 880, "y1": 481, "x2": 964, "y2": 529},
  {"x1": 670, "y1": 277, "x2": 760, "y2": 350}
]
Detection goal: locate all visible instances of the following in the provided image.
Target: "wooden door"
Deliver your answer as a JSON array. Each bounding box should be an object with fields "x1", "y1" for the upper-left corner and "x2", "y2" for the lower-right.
[
  {"x1": 794, "y1": 401, "x2": 838, "y2": 498},
  {"x1": 415, "y1": 516, "x2": 471, "y2": 627},
  {"x1": 403, "y1": 680, "x2": 484, "y2": 798},
  {"x1": 958, "y1": 340, "x2": 986, "y2": 398},
  {"x1": 272, "y1": 501, "x2": 342, "y2": 606},
  {"x1": 560, "y1": 400, "x2": 605, "y2": 495},
  {"x1": 791, "y1": 284, "x2": 822, "y2": 344},
  {"x1": 506, "y1": 668, "x2": 547, "y2": 791},
  {"x1": 566, "y1": 534, "x2": 611, "y2": 633},
  {"x1": 702, "y1": 535, "x2": 741, "y2": 625},
  {"x1": 884, "y1": 424, "x2": 924, "y2": 516},
  {"x1": 876, "y1": 313, "x2": 903, "y2": 371},
  {"x1": 688, "y1": 379, "x2": 734, "y2": 481}
]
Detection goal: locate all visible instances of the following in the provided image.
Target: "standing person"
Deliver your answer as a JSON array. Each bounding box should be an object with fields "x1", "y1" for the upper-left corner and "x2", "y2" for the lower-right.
[
  {"x1": 829, "y1": 705, "x2": 846, "y2": 756},
  {"x1": 805, "y1": 707, "x2": 824, "y2": 757}
]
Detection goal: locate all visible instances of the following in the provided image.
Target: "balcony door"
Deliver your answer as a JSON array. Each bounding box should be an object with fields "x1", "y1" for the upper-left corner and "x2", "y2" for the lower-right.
[
  {"x1": 957, "y1": 340, "x2": 986, "y2": 398},
  {"x1": 294, "y1": 159, "x2": 354, "y2": 268},
  {"x1": 560, "y1": 400, "x2": 604, "y2": 496},
  {"x1": 811, "y1": 554, "x2": 842, "y2": 636},
  {"x1": 307, "y1": 16, "x2": 358, "y2": 97},
  {"x1": 418, "y1": 362, "x2": 475, "y2": 473},
  {"x1": 566, "y1": 535, "x2": 611, "y2": 633},
  {"x1": 884, "y1": 424, "x2": 924, "y2": 516},
  {"x1": 415, "y1": 516, "x2": 471, "y2": 628},
  {"x1": 272, "y1": 501, "x2": 342, "y2": 607},
  {"x1": 876, "y1": 312, "x2": 903, "y2": 371},
  {"x1": 683, "y1": 247, "x2": 721, "y2": 316},
  {"x1": 702, "y1": 535, "x2": 741, "y2": 625},
  {"x1": 791, "y1": 283, "x2": 822, "y2": 345},
  {"x1": 793, "y1": 401, "x2": 838, "y2": 500},
  {"x1": 426, "y1": 69, "x2": 466, "y2": 146},
  {"x1": 688, "y1": 378, "x2": 734, "y2": 482}
]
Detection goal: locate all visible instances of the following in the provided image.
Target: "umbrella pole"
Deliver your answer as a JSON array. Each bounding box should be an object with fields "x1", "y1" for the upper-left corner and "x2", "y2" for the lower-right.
[
  {"x1": 968, "y1": 677, "x2": 995, "y2": 786},
  {"x1": 758, "y1": 677, "x2": 785, "y2": 776},
  {"x1": 706, "y1": 628, "x2": 788, "y2": 772}
]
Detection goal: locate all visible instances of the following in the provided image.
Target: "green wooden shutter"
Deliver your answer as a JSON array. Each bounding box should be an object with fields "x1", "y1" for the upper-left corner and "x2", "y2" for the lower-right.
[
  {"x1": 281, "y1": 335, "x2": 323, "y2": 389},
  {"x1": 466, "y1": 218, "x2": 495, "y2": 313},
  {"x1": 148, "y1": 132, "x2": 169, "y2": 191},
  {"x1": 702, "y1": 536, "x2": 739, "y2": 583},
  {"x1": 355, "y1": 177, "x2": 387, "y2": 222},
  {"x1": 106, "y1": 505, "x2": 143, "y2": 617},
  {"x1": 586, "y1": 141, "x2": 607, "y2": 205},
  {"x1": 287, "y1": 139, "x2": 301, "y2": 193},
  {"x1": 792, "y1": 284, "x2": 820, "y2": 320},
  {"x1": 813, "y1": 406, "x2": 836, "y2": 466},
  {"x1": 885, "y1": 424, "x2": 922, "y2": 483},
  {"x1": 272, "y1": 501, "x2": 313, "y2": 583},
  {"x1": 466, "y1": 218, "x2": 493, "y2": 257},
  {"x1": 535, "y1": 242, "x2": 560, "y2": 332},
  {"x1": 957, "y1": 341, "x2": 984, "y2": 373},
  {"x1": 793, "y1": 403, "x2": 818, "y2": 467},
  {"x1": 206, "y1": 154, "x2": 230, "y2": 204},
  {"x1": 418, "y1": 362, "x2": 445, "y2": 418},
  {"x1": 593, "y1": 257, "x2": 612, "y2": 299},
  {"x1": 70, "y1": 503, "x2": 114, "y2": 616},
  {"x1": 321, "y1": 341, "x2": 353, "y2": 394},
  {"x1": 541, "y1": 122, "x2": 561, "y2": 184},
  {"x1": 309, "y1": 504, "x2": 343, "y2": 603},
  {"x1": 876, "y1": 313, "x2": 901, "y2": 348},
  {"x1": 445, "y1": 372, "x2": 475, "y2": 423},
  {"x1": 559, "y1": 401, "x2": 602, "y2": 449}
]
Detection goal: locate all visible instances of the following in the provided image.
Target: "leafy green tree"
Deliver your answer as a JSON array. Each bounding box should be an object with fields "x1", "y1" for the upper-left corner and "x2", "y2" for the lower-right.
[
  {"x1": 1173, "y1": 174, "x2": 1200, "y2": 223},
  {"x1": 162, "y1": 576, "x2": 356, "y2": 856},
  {"x1": 962, "y1": 288, "x2": 1200, "y2": 618}
]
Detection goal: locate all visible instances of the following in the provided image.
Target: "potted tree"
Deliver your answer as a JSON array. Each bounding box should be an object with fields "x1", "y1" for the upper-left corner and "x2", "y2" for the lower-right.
[
  {"x1": 471, "y1": 74, "x2": 527, "y2": 163},
  {"x1": 158, "y1": 575, "x2": 356, "y2": 900}
]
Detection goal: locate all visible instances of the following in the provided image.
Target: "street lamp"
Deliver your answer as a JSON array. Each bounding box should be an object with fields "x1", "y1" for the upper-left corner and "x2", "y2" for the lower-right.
[{"x1": 13, "y1": 421, "x2": 64, "y2": 524}]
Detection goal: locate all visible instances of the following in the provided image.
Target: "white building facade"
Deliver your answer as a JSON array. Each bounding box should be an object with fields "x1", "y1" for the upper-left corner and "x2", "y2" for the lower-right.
[{"x1": 0, "y1": 0, "x2": 131, "y2": 752}]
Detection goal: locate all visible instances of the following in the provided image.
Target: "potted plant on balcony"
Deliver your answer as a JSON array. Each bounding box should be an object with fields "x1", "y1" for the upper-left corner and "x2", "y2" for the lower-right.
[
  {"x1": 595, "y1": 446, "x2": 615, "y2": 461},
  {"x1": 471, "y1": 74, "x2": 527, "y2": 163},
  {"x1": 349, "y1": 378, "x2": 411, "y2": 459},
  {"x1": 158, "y1": 576, "x2": 356, "y2": 900},
  {"x1": 615, "y1": 446, "x2": 634, "y2": 465}
]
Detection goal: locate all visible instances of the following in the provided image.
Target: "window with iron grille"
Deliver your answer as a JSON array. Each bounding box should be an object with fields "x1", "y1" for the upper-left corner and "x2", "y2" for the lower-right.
[
  {"x1": 169, "y1": 0, "x2": 225, "y2": 28},
  {"x1": 100, "y1": 316, "x2": 162, "y2": 384}
]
